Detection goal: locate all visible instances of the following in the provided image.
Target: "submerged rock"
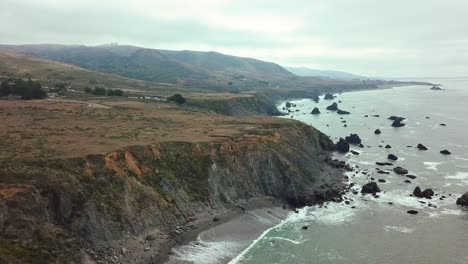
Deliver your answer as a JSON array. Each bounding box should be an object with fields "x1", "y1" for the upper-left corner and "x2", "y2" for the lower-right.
[
  {"x1": 393, "y1": 166, "x2": 409, "y2": 175},
  {"x1": 387, "y1": 154, "x2": 398, "y2": 161},
  {"x1": 326, "y1": 102, "x2": 339, "y2": 111},
  {"x1": 374, "y1": 129, "x2": 381, "y2": 135},
  {"x1": 336, "y1": 138, "x2": 350, "y2": 153},
  {"x1": 440, "y1": 150, "x2": 451, "y2": 155},
  {"x1": 376, "y1": 162, "x2": 393, "y2": 166},
  {"x1": 345, "y1": 134, "x2": 362, "y2": 144},
  {"x1": 391, "y1": 119, "x2": 406, "y2": 127},
  {"x1": 417, "y1": 144, "x2": 428, "y2": 150},
  {"x1": 385, "y1": 145, "x2": 392, "y2": 149},
  {"x1": 361, "y1": 182, "x2": 381, "y2": 194},
  {"x1": 337, "y1": 109, "x2": 350, "y2": 115},
  {"x1": 456, "y1": 192, "x2": 468, "y2": 206},
  {"x1": 430, "y1": 85, "x2": 442, "y2": 90},
  {"x1": 388, "y1": 116, "x2": 406, "y2": 121},
  {"x1": 311, "y1": 107, "x2": 321, "y2": 115},
  {"x1": 406, "y1": 175, "x2": 417, "y2": 179}
]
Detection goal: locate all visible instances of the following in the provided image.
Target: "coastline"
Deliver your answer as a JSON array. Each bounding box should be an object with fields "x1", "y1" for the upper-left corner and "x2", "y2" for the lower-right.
[{"x1": 163, "y1": 197, "x2": 290, "y2": 264}]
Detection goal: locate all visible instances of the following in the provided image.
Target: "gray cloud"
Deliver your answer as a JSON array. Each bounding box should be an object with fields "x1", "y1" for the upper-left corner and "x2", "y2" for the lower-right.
[{"x1": 1, "y1": 0, "x2": 467, "y2": 77}]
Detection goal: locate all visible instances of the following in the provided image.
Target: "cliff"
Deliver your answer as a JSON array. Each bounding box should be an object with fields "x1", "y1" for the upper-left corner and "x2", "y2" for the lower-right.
[{"x1": 0, "y1": 122, "x2": 343, "y2": 263}]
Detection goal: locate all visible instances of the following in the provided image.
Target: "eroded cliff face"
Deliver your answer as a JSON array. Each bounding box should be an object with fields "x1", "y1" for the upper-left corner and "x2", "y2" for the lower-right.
[{"x1": 0, "y1": 122, "x2": 343, "y2": 263}]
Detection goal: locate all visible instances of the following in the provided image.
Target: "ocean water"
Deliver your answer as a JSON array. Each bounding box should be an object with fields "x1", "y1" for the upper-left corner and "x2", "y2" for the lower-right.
[{"x1": 230, "y1": 78, "x2": 468, "y2": 264}]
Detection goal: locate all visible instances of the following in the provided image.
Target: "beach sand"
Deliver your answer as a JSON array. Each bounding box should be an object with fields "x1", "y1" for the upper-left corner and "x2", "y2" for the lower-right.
[{"x1": 164, "y1": 197, "x2": 290, "y2": 264}]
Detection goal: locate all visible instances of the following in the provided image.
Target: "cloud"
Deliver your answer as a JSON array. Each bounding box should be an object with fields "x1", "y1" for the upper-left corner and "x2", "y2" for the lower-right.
[{"x1": 1, "y1": 0, "x2": 468, "y2": 77}]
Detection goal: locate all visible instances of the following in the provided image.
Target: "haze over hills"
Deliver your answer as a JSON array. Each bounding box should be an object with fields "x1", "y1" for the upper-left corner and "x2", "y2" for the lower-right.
[
  {"x1": 285, "y1": 66, "x2": 366, "y2": 80},
  {"x1": 0, "y1": 44, "x2": 294, "y2": 88}
]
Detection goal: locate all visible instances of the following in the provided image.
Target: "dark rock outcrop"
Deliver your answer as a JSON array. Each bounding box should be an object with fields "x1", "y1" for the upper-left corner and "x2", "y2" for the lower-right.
[
  {"x1": 337, "y1": 109, "x2": 350, "y2": 115},
  {"x1": 414, "y1": 187, "x2": 434, "y2": 199},
  {"x1": 324, "y1": 93, "x2": 335, "y2": 100},
  {"x1": 376, "y1": 162, "x2": 393, "y2": 166},
  {"x1": 456, "y1": 192, "x2": 468, "y2": 206},
  {"x1": 422, "y1": 189, "x2": 434, "y2": 199},
  {"x1": 361, "y1": 182, "x2": 381, "y2": 194},
  {"x1": 407, "y1": 210, "x2": 418, "y2": 215},
  {"x1": 391, "y1": 119, "x2": 406, "y2": 127},
  {"x1": 417, "y1": 144, "x2": 428, "y2": 150},
  {"x1": 388, "y1": 116, "x2": 406, "y2": 121},
  {"x1": 374, "y1": 129, "x2": 381, "y2": 135},
  {"x1": 326, "y1": 102, "x2": 339, "y2": 111},
  {"x1": 393, "y1": 166, "x2": 409, "y2": 175},
  {"x1": 336, "y1": 138, "x2": 350, "y2": 153},
  {"x1": 440, "y1": 150, "x2": 451, "y2": 155},
  {"x1": 345, "y1": 134, "x2": 362, "y2": 144},
  {"x1": 385, "y1": 145, "x2": 392, "y2": 149},
  {"x1": 387, "y1": 154, "x2": 398, "y2": 161},
  {"x1": 285, "y1": 102, "x2": 291, "y2": 108},
  {"x1": 413, "y1": 187, "x2": 423, "y2": 198},
  {"x1": 311, "y1": 107, "x2": 321, "y2": 115},
  {"x1": 430, "y1": 85, "x2": 442, "y2": 90}
]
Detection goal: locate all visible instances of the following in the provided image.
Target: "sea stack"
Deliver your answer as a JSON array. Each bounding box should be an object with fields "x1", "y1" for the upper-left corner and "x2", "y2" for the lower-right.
[
  {"x1": 324, "y1": 93, "x2": 335, "y2": 100},
  {"x1": 417, "y1": 144, "x2": 428, "y2": 150},
  {"x1": 456, "y1": 192, "x2": 468, "y2": 206},
  {"x1": 336, "y1": 138, "x2": 350, "y2": 153},
  {"x1": 326, "y1": 102, "x2": 339, "y2": 111},
  {"x1": 345, "y1": 134, "x2": 362, "y2": 144},
  {"x1": 440, "y1": 150, "x2": 451, "y2": 155},
  {"x1": 311, "y1": 107, "x2": 321, "y2": 114},
  {"x1": 393, "y1": 166, "x2": 409, "y2": 175},
  {"x1": 374, "y1": 129, "x2": 381, "y2": 135},
  {"x1": 337, "y1": 109, "x2": 350, "y2": 115},
  {"x1": 361, "y1": 182, "x2": 381, "y2": 194}
]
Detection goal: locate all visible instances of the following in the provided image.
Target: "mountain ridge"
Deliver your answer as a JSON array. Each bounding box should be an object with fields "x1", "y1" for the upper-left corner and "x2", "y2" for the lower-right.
[{"x1": 285, "y1": 66, "x2": 365, "y2": 80}]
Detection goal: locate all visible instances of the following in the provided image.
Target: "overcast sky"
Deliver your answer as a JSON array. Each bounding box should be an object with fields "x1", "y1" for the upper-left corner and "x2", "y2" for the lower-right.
[{"x1": 1, "y1": 0, "x2": 468, "y2": 77}]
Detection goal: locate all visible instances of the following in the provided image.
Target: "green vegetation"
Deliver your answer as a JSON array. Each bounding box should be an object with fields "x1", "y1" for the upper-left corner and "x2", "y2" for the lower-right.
[
  {"x1": 0, "y1": 78, "x2": 46, "y2": 99},
  {"x1": 84, "y1": 86, "x2": 124, "y2": 96},
  {"x1": 167, "y1": 93, "x2": 186, "y2": 104}
]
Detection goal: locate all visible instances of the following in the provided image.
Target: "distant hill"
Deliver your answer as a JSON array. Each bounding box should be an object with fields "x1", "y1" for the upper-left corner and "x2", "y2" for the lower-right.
[
  {"x1": 0, "y1": 44, "x2": 294, "y2": 87},
  {"x1": 285, "y1": 66, "x2": 365, "y2": 80}
]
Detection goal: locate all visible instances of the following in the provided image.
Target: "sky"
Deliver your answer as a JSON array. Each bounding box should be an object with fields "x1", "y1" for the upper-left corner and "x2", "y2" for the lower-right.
[{"x1": 1, "y1": 0, "x2": 468, "y2": 77}]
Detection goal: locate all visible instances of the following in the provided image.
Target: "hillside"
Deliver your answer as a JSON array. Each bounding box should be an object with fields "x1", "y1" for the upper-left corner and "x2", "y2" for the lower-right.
[
  {"x1": 285, "y1": 66, "x2": 365, "y2": 80},
  {"x1": 0, "y1": 44, "x2": 294, "y2": 88}
]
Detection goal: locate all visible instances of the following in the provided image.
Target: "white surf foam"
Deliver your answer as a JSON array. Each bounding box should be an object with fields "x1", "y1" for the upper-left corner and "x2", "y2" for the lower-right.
[
  {"x1": 229, "y1": 209, "x2": 303, "y2": 264},
  {"x1": 384, "y1": 225, "x2": 415, "y2": 233},
  {"x1": 269, "y1": 236, "x2": 308, "y2": 245},
  {"x1": 445, "y1": 172, "x2": 468, "y2": 180},
  {"x1": 174, "y1": 239, "x2": 244, "y2": 264},
  {"x1": 441, "y1": 209, "x2": 466, "y2": 216},
  {"x1": 424, "y1": 161, "x2": 443, "y2": 171}
]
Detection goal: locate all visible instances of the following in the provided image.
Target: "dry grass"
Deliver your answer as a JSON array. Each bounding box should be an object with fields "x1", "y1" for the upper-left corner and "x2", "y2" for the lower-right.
[{"x1": 0, "y1": 98, "x2": 290, "y2": 161}]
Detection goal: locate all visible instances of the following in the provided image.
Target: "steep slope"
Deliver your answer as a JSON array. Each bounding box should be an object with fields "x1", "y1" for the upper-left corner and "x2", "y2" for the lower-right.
[
  {"x1": 0, "y1": 44, "x2": 294, "y2": 85},
  {"x1": 0, "y1": 121, "x2": 344, "y2": 263}
]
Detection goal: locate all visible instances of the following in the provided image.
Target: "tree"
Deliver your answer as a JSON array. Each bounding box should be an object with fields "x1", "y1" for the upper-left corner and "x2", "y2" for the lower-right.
[
  {"x1": 84, "y1": 87, "x2": 92, "y2": 93},
  {"x1": 107, "y1": 89, "x2": 124, "y2": 96},
  {"x1": 0, "y1": 81, "x2": 11, "y2": 96},
  {"x1": 167, "y1": 93, "x2": 186, "y2": 104},
  {"x1": 92, "y1": 86, "x2": 107, "y2": 95}
]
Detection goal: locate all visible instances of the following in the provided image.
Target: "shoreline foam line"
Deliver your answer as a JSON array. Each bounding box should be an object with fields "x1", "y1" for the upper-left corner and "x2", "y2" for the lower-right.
[{"x1": 228, "y1": 208, "x2": 308, "y2": 264}]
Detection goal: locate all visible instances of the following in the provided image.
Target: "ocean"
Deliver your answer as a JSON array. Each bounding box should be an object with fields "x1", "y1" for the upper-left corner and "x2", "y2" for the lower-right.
[{"x1": 173, "y1": 78, "x2": 468, "y2": 264}]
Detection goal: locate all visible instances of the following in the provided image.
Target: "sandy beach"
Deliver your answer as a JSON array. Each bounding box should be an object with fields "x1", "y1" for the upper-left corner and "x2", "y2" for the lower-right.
[{"x1": 164, "y1": 197, "x2": 290, "y2": 264}]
